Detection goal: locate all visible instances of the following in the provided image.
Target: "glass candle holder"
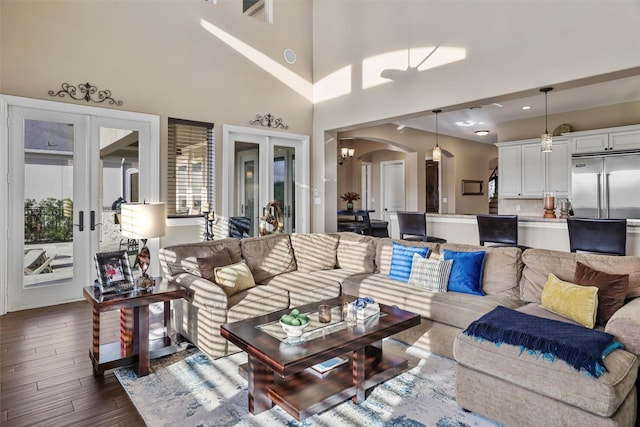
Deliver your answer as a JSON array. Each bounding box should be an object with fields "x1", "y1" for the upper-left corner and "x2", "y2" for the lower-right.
[
  {"x1": 318, "y1": 304, "x2": 331, "y2": 323},
  {"x1": 543, "y1": 191, "x2": 556, "y2": 210}
]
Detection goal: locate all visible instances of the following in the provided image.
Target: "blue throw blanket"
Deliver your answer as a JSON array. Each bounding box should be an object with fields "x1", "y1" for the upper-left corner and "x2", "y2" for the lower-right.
[{"x1": 463, "y1": 306, "x2": 623, "y2": 377}]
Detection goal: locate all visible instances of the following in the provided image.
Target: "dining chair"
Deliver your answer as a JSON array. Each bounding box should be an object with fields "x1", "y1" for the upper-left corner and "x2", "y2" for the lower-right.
[
  {"x1": 397, "y1": 211, "x2": 446, "y2": 243},
  {"x1": 476, "y1": 214, "x2": 520, "y2": 247},
  {"x1": 228, "y1": 216, "x2": 252, "y2": 239},
  {"x1": 337, "y1": 210, "x2": 372, "y2": 235},
  {"x1": 567, "y1": 217, "x2": 627, "y2": 256}
]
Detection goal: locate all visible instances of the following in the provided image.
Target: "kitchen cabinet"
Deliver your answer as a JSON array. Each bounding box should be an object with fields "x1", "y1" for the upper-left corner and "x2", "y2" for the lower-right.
[
  {"x1": 545, "y1": 139, "x2": 569, "y2": 198},
  {"x1": 568, "y1": 124, "x2": 640, "y2": 154},
  {"x1": 498, "y1": 138, "x2": 568, "y2": 199}
]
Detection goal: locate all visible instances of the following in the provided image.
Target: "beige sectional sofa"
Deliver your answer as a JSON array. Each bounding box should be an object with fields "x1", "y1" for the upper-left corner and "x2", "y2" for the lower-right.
[{"x1": 159, "y1": 231, "x2": 640, "y2": 426}]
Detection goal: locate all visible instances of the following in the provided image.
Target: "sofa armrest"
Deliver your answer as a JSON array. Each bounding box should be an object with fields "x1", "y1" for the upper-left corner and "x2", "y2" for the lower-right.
[
  {"x1": 169, "y1": 272, "x2": 229, "y2": 311},
  {"x1": 606, "y1": 297, "x2": 640, "y2": 356}
]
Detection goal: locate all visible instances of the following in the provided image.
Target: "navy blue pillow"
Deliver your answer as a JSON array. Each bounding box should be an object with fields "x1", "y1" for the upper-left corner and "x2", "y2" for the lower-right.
[
  {"x1": 443, "y1": 249, "x2": 486, "y2": 296},
  {"x1": 388, "y1": 242, "x2": 430, "y2": 282}
]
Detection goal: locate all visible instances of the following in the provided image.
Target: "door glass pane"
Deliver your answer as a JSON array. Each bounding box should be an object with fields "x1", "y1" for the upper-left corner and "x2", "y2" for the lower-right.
[
  {"x1": 235, "y1": 143, "x2": 259, "y2": 237},
  {"x1": 273, "y1": 146, "x2": 295, "y2": 233},
  {"x1": 98, "y1": 127, "x2": 140, "y2": 267},
  {"x1": 23, "y1": 119, "x2": 74, "y2": 286}
]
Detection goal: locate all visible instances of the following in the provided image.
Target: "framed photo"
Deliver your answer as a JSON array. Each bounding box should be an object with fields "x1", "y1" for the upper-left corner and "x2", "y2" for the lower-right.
[{"x1": 94, "y1": 250, "x2": 134, "y2": 293}]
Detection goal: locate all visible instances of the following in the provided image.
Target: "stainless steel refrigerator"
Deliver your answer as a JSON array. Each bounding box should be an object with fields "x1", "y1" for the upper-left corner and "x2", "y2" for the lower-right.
[{"x1": 571, "y1": 153, "x2": 640, "y2": 219}]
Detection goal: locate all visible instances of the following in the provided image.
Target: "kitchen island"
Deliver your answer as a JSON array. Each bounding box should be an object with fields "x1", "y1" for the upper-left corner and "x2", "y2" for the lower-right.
[{"x1": 386, "y1": 213, "x2": 640, "y2": 256}]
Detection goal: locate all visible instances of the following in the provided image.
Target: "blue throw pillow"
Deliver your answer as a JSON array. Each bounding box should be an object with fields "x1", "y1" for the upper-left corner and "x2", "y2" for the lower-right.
[
  {"x1": 388, "y1": 242, "x2": 430, "y2": 282},
  {"x1": 443, "y1": 249, "x2": 486, "y2": 296}
]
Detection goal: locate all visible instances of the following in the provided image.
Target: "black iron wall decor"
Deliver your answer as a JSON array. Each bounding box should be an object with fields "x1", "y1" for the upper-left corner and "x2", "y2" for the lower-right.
[
  {"x1": 48, "y1": 82, "x2": 123, "y2": 106},
  {"x1": 249, "y1": 113, "x2": 289, "y2": 130}
]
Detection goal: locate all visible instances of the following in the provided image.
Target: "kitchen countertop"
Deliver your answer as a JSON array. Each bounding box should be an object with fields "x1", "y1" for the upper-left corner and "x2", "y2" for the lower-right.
[{"x1": 426, "y1": 213, "x2": 640, "y2": 227}]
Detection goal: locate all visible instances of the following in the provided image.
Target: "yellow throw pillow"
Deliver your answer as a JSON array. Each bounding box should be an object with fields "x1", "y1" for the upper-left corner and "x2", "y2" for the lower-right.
[
  {"x1": 213, "y1": 260, "x2": 256, "y2": 297},
  {"x1": 541, "y1": 273, "x2": 598, "y2": 329}
]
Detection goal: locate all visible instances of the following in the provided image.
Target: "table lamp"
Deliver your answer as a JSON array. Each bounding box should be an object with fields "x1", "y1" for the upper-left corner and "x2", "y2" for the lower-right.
[{"x1": 120, "y1": 202, "x2": 166, "y2": 289}]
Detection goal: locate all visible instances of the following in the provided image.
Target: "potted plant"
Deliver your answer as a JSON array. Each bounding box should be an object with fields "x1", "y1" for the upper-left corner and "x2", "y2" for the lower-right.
[{"x1": 341, "y1": 192, "x2": 360, "y2": 210}]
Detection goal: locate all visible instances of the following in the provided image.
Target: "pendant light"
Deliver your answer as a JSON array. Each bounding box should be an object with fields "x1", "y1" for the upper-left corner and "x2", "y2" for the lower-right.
[
  {"x1": 540, "y1": 87, "x2": 553, "y2": 152},
  {"x1": 432, "y1": 109, "x2": 442, "y2": 162}
]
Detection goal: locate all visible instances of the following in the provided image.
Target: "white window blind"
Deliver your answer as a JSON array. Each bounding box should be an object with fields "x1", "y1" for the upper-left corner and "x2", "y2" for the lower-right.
[{"x1": 167, "y1": 118, "x2": 214, "y2": 217}]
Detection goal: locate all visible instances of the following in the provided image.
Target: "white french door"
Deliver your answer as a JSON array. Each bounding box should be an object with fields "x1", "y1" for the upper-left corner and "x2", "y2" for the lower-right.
[
  {"x1": 8, "y1": 107, "x2": 93, "y2": 310},
  {"x1": 1, "y1": 96, "x2": 159, "y2": 313},
  {"x1": 222, "y1": 125, "x2": 310, "y2": 235}
]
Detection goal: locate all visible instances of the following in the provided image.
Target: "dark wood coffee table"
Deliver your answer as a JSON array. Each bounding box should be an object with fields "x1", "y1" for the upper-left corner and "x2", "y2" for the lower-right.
[{"x1": 220, "y1": 295, "x2": 420, "y2": 420}]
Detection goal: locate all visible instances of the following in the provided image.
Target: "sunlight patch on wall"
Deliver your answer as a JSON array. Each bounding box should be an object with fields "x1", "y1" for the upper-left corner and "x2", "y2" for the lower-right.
[
  {"x1": 200, "y1": 19, "x2": 312, "y2": 102},
  {"x1": 363, "y1": 46, "x2": 467, "y2": 89},
  {"x1": 314, "y1": 65, "x2": 352, "y2": 104}
]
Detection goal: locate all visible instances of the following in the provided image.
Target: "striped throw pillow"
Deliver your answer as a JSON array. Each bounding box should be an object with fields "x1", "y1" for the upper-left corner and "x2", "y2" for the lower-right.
[{"x1": 408, "y1": 253, "x2": 453, "y2": 292}]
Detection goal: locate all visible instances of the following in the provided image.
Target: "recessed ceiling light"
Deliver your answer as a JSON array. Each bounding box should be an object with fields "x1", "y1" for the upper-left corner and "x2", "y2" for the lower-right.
[
  {"x1": 396, "y1": 124, "x2": 406, "y2": 131},
  {"x1": 522, "y1": 105, "x2": 532, "y2": 110},
  {"x1": 455, "y1": 120, "x2": 477, "y2": 127},
  {"x1": 475, "y1": 130, "x2": 490, "y2": 136},
  {"x1": 492, "y1": 103, "x2": 503, "y2": 108}
]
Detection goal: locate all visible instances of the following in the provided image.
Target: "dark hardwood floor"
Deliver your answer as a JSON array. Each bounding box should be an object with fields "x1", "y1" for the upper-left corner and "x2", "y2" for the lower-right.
[{"x1": 1, "y1": 301, "x2": 145, "y2": 426}]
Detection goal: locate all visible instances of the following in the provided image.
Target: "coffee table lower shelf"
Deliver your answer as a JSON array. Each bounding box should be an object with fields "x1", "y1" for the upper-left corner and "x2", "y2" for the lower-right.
[{"x1": 240, "y1": 351, "x2": 408, "y2": 420}]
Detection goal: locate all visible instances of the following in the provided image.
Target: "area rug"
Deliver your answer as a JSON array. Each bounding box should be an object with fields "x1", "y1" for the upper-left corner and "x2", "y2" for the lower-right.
[{"x1": 114, "y1": 339, "x2": 500, "y2": 427}]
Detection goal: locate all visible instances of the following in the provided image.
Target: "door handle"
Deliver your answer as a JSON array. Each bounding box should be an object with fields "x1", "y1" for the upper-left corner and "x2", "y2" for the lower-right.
[
  {"x1": 597, "y1": 173, "x2": 602, "y2": 218},
  {"x1": 605, "y1": 173, "x2": 610, "y2": 219},
  {"x1": 75, "y1": 210, "x2": 84, "y2": 231},
  {"x1": 90, "y1": 210, "x2": 96, "y2": 231}
]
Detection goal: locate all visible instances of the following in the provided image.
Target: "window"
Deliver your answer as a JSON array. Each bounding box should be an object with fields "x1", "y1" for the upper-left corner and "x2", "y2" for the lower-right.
[{"x1": 167, "y1": 118, "x2": 214, "y2": 217}]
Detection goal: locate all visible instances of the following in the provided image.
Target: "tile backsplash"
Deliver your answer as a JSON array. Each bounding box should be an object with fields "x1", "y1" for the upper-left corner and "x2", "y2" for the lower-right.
[{"x1": 499, "y1": 198, "x2": 548, "y2": 217}]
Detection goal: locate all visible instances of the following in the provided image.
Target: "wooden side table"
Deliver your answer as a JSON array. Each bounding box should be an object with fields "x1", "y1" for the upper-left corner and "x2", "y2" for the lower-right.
[{"x1": 82, "y1": 279, "x2": 186, "y2": 377}]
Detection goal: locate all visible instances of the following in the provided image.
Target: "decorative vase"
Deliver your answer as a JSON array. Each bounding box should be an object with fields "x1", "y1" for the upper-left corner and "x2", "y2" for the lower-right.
[{"x1": 347, "y1": 202, "x2": 353, "y2": 210}]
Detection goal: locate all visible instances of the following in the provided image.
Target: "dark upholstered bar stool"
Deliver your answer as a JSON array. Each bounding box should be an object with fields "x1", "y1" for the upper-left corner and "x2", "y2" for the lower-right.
[
  {"x1": 397, "y1": 211, "x2": 446, "y2": 243},
  {"x1": 567, "y1": 217, "x2": 627, "y2": 256},
  {"x1": 476, "y1": 214, "x2": 524, "y2": 249}
]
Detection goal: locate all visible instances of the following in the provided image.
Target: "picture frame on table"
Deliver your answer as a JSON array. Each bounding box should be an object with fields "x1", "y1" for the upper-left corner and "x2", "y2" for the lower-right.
[{"x1": 94, "y1": 250, "x2": 134, "y2": 293}]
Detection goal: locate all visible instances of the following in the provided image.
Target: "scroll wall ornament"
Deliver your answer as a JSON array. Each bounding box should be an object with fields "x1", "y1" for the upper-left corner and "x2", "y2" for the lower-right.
[
  {"x1": 249, "y1": 113, "x2": 289, "y2": 130},
  {"x1": 48, "y1": 82, "x2": 123, "y2": 106}
]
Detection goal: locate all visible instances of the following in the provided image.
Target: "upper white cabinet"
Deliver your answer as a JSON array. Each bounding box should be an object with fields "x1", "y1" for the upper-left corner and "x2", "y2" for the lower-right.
[
  {"x1": 545, "y1": 139, "x2": 569, "y2": 198},
  {"x1": 497, "y1": 138, "x2": 568, "y2": 199},
  {"x1": 568, "y1": 124, "x2": 640, "y2": 154}
]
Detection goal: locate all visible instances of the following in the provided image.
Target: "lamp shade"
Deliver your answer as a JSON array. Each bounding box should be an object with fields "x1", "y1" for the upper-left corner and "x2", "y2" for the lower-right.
[{"x1": 120, "y1": 202, "x2": 166, "y2": 240}]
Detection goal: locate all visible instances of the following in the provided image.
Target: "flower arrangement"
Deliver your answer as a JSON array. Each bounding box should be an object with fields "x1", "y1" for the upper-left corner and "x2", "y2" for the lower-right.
[{"x1": 340, "y1": 192, "x2": 361, "y2": 203}]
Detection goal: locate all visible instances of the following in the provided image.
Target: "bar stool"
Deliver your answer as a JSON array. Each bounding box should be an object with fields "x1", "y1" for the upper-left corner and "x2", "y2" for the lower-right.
[
  {"x1": 567, "y1": 217, "x2": 627, "y2": 256},
  {"x1": 476, "y1": 214, "x2": 525, "y2": 249},
  {"x1": 397, "y1": 211, "x2": 446, "y2": 243}
]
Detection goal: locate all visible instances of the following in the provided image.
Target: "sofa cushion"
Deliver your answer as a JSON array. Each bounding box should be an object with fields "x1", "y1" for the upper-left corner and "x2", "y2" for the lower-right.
[
  {"x1": 388, "y1": 242, "x2": 430, "y2": 282},
  {"x1": 443, "y1": 249, "x2": 486, "y2": 296},
  {"x1": 261, "y1": 270, "x2": 342, "y2": 308},
  {"x1": 342, "y1": 273, "x2": 523, "y2": 329},
  {"x1": 516, "y1": 302, "x2": 582, "y2": 326},
  {"x1": 290, "y1": 233, "x2": 339, "y2": 272},
  {"x1": 454, "y1": 333, "x2": 638, "y2": 417},
  {"x1": 159, "y1": 238, "x2": 242, "y2": 278},
  {"x1": 375, "y1": 238, "x2": 439, "y2": 275},
  {"x1": 196, "y1": 248, "x2": 233, "y2": 282},
  {"x1": 438, "y1": 243, "x2": 521, "y2": 299},
  {"x1": 240, "y1": 234, "x2": 297, "y2": 282},
  {"x1": 227, "y1": 284, "x2": 290, "y2": 323},
  {"x1": 407, "y1": 254, "x2": 452, "y2": 292},
  {"x1": 541, "y1": 273, "x2": 598, "y2": 328},
  {"x1": 336, "y1": 232, "x2": 377, "y2": 273},
  {"x1": 574, "y1": 261, "x2": 629, "y2": 326},
  {"x1": 213, "y1": 260, "x2": 256, "y2": 297},
  {"x1": 521, "y1": 249, "x2": 640, "y2": 303}
]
